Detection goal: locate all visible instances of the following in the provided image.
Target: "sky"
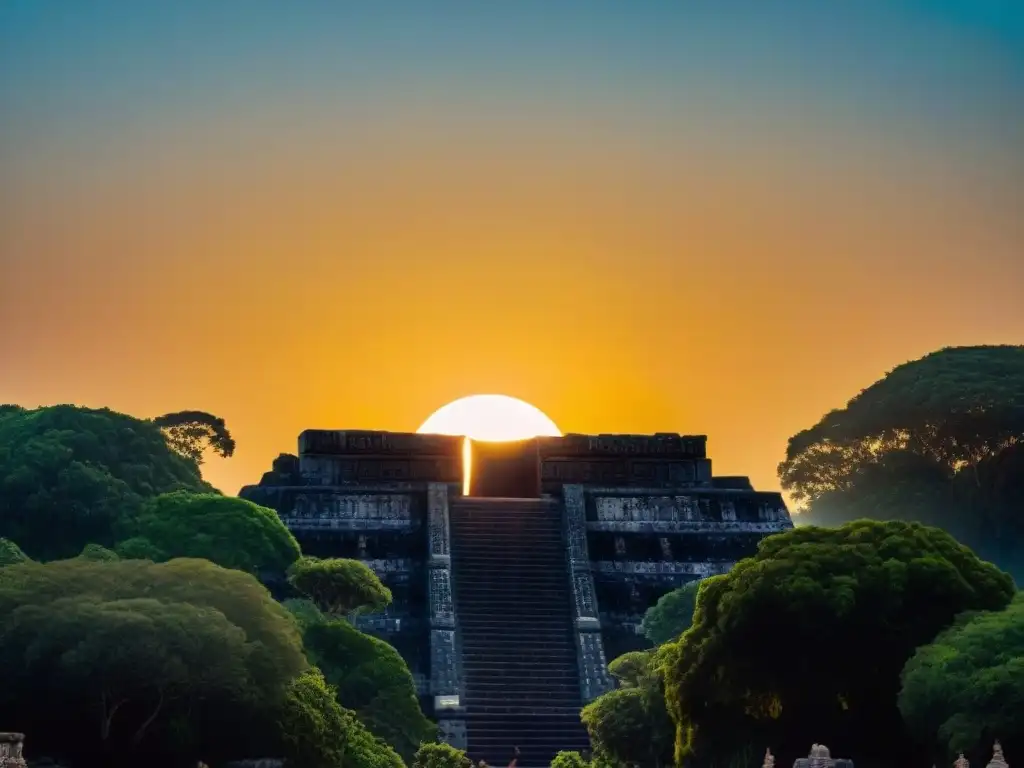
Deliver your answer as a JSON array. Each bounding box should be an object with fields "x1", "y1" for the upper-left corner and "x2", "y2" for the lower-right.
[{"x1": 1, "y1": 1, "x2": 1022, "y2": 500}]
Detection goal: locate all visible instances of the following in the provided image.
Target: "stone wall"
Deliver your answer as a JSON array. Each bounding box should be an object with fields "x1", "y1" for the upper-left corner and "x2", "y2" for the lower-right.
[
  {"x1": 540, "y1": 434, "x2": 711, "y2": 492},
  {"x1": 563, "y1": 485, "x2": 615, "y2": 703},
  {"x1": 426, "y1": 483, "x2": 466, "y2": 750},
  {"x1": 576, "y1": 487, "x2": 793, "y2": 659}
]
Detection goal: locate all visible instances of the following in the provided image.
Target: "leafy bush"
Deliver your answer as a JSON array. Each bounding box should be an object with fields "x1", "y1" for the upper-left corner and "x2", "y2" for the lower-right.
[
  {"x1": 641, "y1": 580, "x2": 700, "y2": 645},
  {"x1": 413, "y1": 742, "x2": 472, "y2": 768},
  {"x1": 665, "y1": 520, "x2": 1016, "y2": 766},
  {"x1": 0, "y1": 405, "x2": 212, "y2": 560},
  {"x1": 303, "y1": 616, "x2": 435, "y2": 762},
  {"x1": 287, "y1": 556, "x2": 392, "y2": 616},
  {"x1": 116, "y1": 491, "x2": 300, "y2": 575},
  {"x1": 900, "y1": 593, "x2": 1024, "y2": 762}
]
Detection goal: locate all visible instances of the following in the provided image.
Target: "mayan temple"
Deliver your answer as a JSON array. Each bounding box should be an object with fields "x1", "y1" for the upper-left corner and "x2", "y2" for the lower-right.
[{"x1": 241, "y1": 430, "x2": 793, "y2": 766}]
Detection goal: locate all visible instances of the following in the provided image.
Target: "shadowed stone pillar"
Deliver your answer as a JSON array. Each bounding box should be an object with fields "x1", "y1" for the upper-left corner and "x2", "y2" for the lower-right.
[
  {"x1": 426, "y1": 483, "x2": 466, "y2": 750},
  {"x1": 563, "y1": 484, "x2": 614, "y2": 702}
]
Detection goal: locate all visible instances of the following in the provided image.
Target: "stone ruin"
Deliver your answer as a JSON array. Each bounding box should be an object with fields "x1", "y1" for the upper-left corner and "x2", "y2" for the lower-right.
[
  {"x1": 792, "y1": 744, "x2": 854, "y2": 768},
  {"x1": 987, "y1": 742, "x2": 1009, "y2": 768},
  {"x1": 0, "y1": 734, "x2": 26, "y2": 768}
]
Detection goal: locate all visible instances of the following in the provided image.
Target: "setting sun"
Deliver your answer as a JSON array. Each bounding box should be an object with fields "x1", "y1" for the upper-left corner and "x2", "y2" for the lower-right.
[{"x1": 417, "y1": 394, "x2": 562, "y2": 442}]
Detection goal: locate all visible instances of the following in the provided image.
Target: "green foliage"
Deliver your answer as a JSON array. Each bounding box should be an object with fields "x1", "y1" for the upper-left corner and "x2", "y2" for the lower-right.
[
  {"x1": 608, "y1": 651, "x2": 653, "y2": 688},
  {"x1": 152, "y1": 410, "x2": 235, "y2": 465},
  {"x1": 77, "y1": 543, "x2": 119, "y2": 561},
  {"x1": 278, "y1": 668, "x2": 404, "y2": 768},
  {"x1": 288, "y1": 556, "x2": 393, "y2": 616},
  {"x1": 550, "y1": 751, "x2": 590, "y2": 768},
  {"x1": 583, "y1": 647, "x2": 674, "y2": 767},
  {"x1": 778, "y1": 346, "x2": 1024, "y2": 578},
  {"x1": 0, "y1": 557, "x2": 307, "y2": 767},
  {"x1": 899, "y1": 593, "x2": 1024, "y2": 761},
  {"x1": 303, "y1": 616, "x2": 435, "y2": 762},
  {"x1": 664, "y1": 520, "x2": 1016, "y2": 766},
  {"x1": 0, "y1": 405, "x2": 213, "y2": 560},
  {"x1": 0, "y1": 537, "x2": 29, "y2": 566},
  {"x1": 284, "y1": 597, "x2": 327, "y2": 630},
  {"x1": 642, "y1": 580, "x2": 700, "y2": 646},
  {"x1": 113, "y1": 536, "x2": 164, "y2": 561},
  {"x1": 118, "y1": 491, "x2": 300, "y2": 575},
  {"x1": 412, "y1": 742, "x2": 472, "y2": 768}
]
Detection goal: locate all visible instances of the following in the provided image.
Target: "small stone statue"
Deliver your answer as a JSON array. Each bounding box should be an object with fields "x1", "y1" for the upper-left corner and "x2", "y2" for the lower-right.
[
  {"x1": 955, "y1": 753, "x2": 970, "y2": 768},
  {"x1": 987, "y1": 742, "x2": 1008, "y2": 768},
  {"x1": 764, "y1": 748, "x2": 776, "y2": 768}
]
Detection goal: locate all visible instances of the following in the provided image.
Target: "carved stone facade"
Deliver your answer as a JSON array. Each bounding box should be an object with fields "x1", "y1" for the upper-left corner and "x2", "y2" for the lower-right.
[
  {"x1": 0, "y1": 733, "x2": 26, "y2": 768},
  {"x1": 564, "y1": 485, "x2": 615, "y2": 702},
  {"x1": 240, "y1": 429, "x2": 792, "y2": 745}
]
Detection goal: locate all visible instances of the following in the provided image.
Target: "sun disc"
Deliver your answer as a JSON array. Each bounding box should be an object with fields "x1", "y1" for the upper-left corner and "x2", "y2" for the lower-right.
[{"x1": 417, "y1": 394, "x2": 561, "y2": 442}]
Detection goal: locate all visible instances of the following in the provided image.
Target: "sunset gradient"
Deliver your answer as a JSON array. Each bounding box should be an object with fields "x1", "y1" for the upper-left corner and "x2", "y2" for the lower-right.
[{"x1": 2, "y1": 2, "x2": 1022, "y2": 498}]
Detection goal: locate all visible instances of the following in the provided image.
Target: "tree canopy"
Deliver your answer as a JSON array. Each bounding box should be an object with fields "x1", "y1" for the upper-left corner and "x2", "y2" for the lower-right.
[
  {"x1": 287, "y1": 556, "x2": 393, "y2": 616},
  {"x1": 116, "y1": 491, "x2": 301, "y2": 575},
  {"x1": 277, "y1": 667, "x2": 404, "y2": 768},
  {"x1": 583, "y1": 647, "x2": 674, "y2": 768},
  {"x1": 663, "y1": 520, "x2": 1015, "y2": 767},
  {"x1": 899, "y1": 593, "x2": 1024, "y2": 763},
  {"x1": 0, "y1": 405, "x2": 213, "y2": 560},
  {"x1": 0, "y1": 557, "x2": 307, "y2": 767},
  {"x1": 412, "y1": 742, "x2": 472, "y2": 768},
  {"x1": 778, "y1": 345, "x2": 1024, "y2": 578},
  {"x1": 152, "y1": 411, "x2": 235, "y2": 465},
  {"x1": 641, "y1": 580, "x2": 700, "y2": 646},
  {"x1": 301, "y1": 612, "x2": 435, "y2": 762}
]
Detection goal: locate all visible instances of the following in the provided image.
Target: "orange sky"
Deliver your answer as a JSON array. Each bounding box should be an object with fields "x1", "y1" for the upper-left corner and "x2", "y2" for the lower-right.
[{"x1": 2, "y1": 4, "x2": 1022, "y2": 501}]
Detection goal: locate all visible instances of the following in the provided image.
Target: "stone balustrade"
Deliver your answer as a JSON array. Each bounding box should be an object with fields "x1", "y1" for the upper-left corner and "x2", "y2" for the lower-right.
[{"x1": 0, "y1": 733, "x2": 26, "y2": 768}]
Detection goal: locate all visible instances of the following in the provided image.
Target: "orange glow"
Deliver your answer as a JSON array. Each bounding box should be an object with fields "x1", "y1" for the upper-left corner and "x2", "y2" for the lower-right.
[
  {"x1": 419, "y1": 395, "x2": 560, "y2": 495},
  {"x1": 462, "y1": 437, "x2": 472, "y2": 496},
  {"x1": 3, "y1": 103, "x2": 1022, "y2": 502}
]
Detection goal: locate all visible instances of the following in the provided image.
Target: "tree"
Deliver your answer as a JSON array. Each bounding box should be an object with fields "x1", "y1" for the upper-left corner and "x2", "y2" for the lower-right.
[
  {"x1": 287, "y1": 557, "x2": 393, "y2": 616},
  {"x1": 663, "y1": 520, "x2": 1015, "y2": 767},
  {"x1": 152, "y1": 411, "x2": 235, "y2": 465},
  {"x1": 77, "y1": 543, "x2": 120, "y2": 561},
  {"x1": 550, "y1": 752, "x2": 590, "y2": 768},
  {"x1": 641, "y1": 580, "x2": 700, "y2": 646},
  {"x1": 779, "y1": 346, "x2": 1024, "y2": 504},
  {"x1": 116, "y1": 491, "x2": 301, "y2": 576},
  {"x1": 0, "y1": 405, "x2": 213, "y2": 560},
  {"x1": 899, "y1": 593, "x2": 1024, "y2": 763},
  {"x1": 413, "y1": 742, "x2": 472, "y2": 768},
  {"x1": 0, "y1": 538, "x2": 29, "y2": 567},
  {"x1": 777, "y1": 345, "x2": 1024, "y2": 578},
  {"x1": 302, "y1": 615, "x2": 435, "y2": 763},
  {"x1": 277, "y1": 667, "x2": 404, "y2": 768},
  {"x1": 583, "y1": 648, "x2": 674, "y2": 768},
  {"x1": 0, "y1": 557, "x2": 307, "y2": 767}
]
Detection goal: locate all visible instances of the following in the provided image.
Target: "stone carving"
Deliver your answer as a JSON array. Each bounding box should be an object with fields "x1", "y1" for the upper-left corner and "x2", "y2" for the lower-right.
[
  {"x1": 427, "y1": 483, "x2": 460, "y2": 701},
  {"x1": 540, "y1": 433, "x2": 707, "y2": 458},
  {"x1": 955, "y1": 755, "x2": 969, "y2": 768},
  {"x1": 430, "y1": 628, "x2": 459, "y2": 694},
  {"x1": 593, "y1": 560, "x2": 734, "y2": 577},
  {"x1": 428, "y1": 483, "x2": 451, "y2": 565},
  {"x1": 0, "y1": 733, "x2": 26, "y2": 768},
  {"x1": 792, "y1": 744, "x2": 853, "y2": 768},
  {"x1": 764, "y1": 748, "x2": 775, "y2": 768},
  {"x1": 563, "y1": 485, "x2": 614, "y2": 701},
  {"x1": 987, "y1": 742, "x2": 1008, "y2": 768}
]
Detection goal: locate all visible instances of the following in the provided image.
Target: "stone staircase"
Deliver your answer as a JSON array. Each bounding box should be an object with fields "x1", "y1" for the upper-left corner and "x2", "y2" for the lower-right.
[{"x1": 450, "y1": 497, "x2": 591, "y2": 768}]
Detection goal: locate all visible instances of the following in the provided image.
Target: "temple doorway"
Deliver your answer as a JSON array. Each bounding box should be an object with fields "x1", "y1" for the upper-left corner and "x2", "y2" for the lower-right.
[{"x1": 464, "y1": 437, "x2": 542, "y2": 498}]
